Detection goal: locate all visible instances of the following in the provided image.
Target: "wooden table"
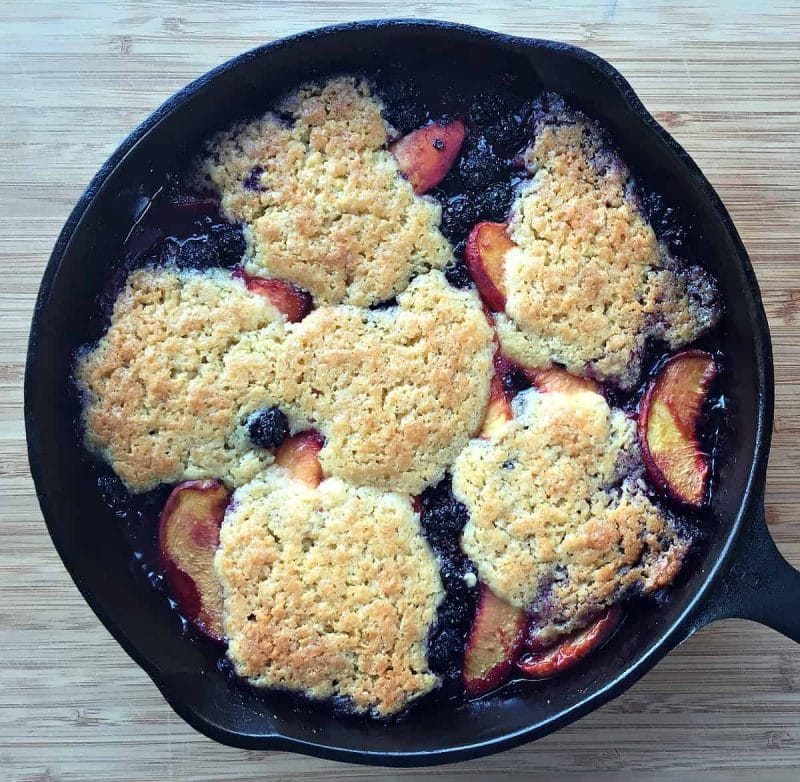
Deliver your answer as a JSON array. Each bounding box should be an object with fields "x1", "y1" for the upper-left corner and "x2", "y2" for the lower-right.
[{"x1": 2, "y1": 2, "x2": 798, "y2": 779}]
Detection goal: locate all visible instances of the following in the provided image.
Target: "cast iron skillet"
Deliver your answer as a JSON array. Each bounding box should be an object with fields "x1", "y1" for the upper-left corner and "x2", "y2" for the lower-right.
[{"x1": 25, "y1": 19, "x2": 800, "y2": 767}]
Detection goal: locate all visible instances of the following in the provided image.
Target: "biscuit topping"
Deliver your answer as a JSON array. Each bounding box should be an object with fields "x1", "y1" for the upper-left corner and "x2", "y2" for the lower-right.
[
  {"x1": 277, "y1": 271, "x2": 493, "y2": 495},
  {"x1": 216, "y1": 472, "x2": 444, "y2": 716},
  {"x1": 495, "y1": 95, "x2": 719, "y2": 388},
  {"x1": 197, "y1": 77, "x2": 453, "y2": 306},
  {"x1": 76, "y1": 268, "x2": 286, "y2": 492},
  {"x1": 78, "y1": 268, "x2": 493, "y2": 497},
  {"x1": 452, "y1": 387, "x2": 688, "y2": 643}
]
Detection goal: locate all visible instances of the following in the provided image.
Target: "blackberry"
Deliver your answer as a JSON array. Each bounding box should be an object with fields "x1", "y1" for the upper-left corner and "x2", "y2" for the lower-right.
[
  {"x1": 426, "y1": 624, "x2": 466, "y2": 676},
  {"x1": 247, "y1": 407, "x2": 289, "y2": 449},
  {"x1": 420, "y1": 480, "x2": 469, "y2": 547},
  {"x1": 426, "y1": 557, "x2": 479, "y2": 678},
  {"x1": 439, "y1": 194, "x2": 478, "y2": 244},
  {"x1": 458, "y1": 136, "x2": 506, "y2": 188},
  {"x1": 176, "y1": 236, "x2": 221, "y2": 269},
  {"x1": 483, "y1": 106, "x2": 533, "y2": 158},
  {"x1": 438, "y1": 558, "x2": 477, "y2": 604},
  {"x1": 467, "y1": 92, "x2": 512, "y2": 126},
  {"x1": 210, "y1": 223, "x2": 246, "y2": 266},
  {"x1": 473, "y1": 180, "x2": 515, "y2": 223},
  {"x1": 444, "y1": 257, "x2": 473, "y2": 290},
  {"x1": 378, "y1": 79, "x2": 429, "y2": 134},
  {"x1": 369, "y1": 297, "x2": 398, "y2": 311},
  {"x1": 501, "y1": 365, "x2": 532, "y2": 397},
  {"x1": 243, "y1": 165, "x2": 266, "y2": 192}
]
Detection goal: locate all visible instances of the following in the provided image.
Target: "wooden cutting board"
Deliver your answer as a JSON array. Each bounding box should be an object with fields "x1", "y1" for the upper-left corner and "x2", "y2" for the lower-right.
[{"x1": 1, "y1": 1, "x2": 798, "y2": 780}]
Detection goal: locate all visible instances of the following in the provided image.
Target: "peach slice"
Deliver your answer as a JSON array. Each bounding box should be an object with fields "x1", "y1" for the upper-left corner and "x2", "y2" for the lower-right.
[
  {"x1": 463, "y1": 584, "x2": 527, "y2": 696},
  {"x1": 245, "y1": 276, "x2": 313, "y2": 323},
  {"x1": 477, "y1": 343, "x2": 516, "y2": 438},
  {"x1": 493, "y1": 349, "x2": 599, "y2": 398},
  {"x1": 517, "y1": 607, "x2": 622, "y2": 679},
  {"x1": 526, "y1": 366, "x2": 600, "y2": 395},
  {"x1": 479, "y1": 371, "x2": 513, "y2": 439},
  {"x1": 638, "y1": 350, "x2": 717, "y2": 507},
  {"x1": 158, "y1": 479, "x2": 231, "y2": 642},
  {"x1": 390, "y1": 119, "x2": 466, "y2": 194},
  {"x1": 274, "y1": 430, "x2": 325, "y2": 488},
  {"x1": 465, "y1": 222, "x2": 515, "y2": 312}
]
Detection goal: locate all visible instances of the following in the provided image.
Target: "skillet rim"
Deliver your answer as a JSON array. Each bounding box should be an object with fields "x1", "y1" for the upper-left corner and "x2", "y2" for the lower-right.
[{"x1": 24, "y1": 18, "x2": 774, "y2": 766}]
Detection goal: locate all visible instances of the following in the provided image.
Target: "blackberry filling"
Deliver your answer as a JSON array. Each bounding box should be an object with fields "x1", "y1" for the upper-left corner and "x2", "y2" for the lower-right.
[
  {"x1": 467, "y1": 91, "x2": 514, "y2": 126},
  {"x1": 176, "y1": 236, "x2": 221, "y2": 269},
  {"x1": 243, "y1": 165, "x2": 267, "y2": 192},
  {"x1": 638, "y1": 190, "x2": 687, "y2": 256},
  {"x1": 482, "y1": 107, "x2": 534, "y2": 158},
  {"x1": 369, "y1": 296, "x2": 398, "y2": 311},
  {"x1": 377, "y1": 78, "x2": 430, "y2": 135},
  {"x1": 501, "y1": 364, "x2": 533, "y2": 398},
  {"x1": 96, "y1": 473, "x2": 130, "y2": 517},
  {"x1": 474, "y1": 179, "x2": 517, "y2": 224},
  {"x1": 419, "y1": 477, "x2": 479, "y2": 683}
]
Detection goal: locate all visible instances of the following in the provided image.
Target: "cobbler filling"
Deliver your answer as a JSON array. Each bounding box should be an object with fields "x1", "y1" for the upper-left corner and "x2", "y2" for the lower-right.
[
  {"x1": 419, "y1": 478, "x2": 479, "y2": 685},
  {"x1": 75, "y1": 72, "x2": 726, "y2": 719},
  {"x1": 96, "y1": 184, "x2": 245, "y2": 326}
]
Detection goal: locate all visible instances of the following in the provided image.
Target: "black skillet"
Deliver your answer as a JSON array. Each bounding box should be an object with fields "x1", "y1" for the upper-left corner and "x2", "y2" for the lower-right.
[{"x1": 25, "y1": 19, "x2": 800, "y2": 767}]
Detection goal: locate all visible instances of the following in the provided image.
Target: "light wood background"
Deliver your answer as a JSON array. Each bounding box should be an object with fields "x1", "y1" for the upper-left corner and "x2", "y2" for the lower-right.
[{"x1": 2, "y1": 1, "x2": 799, "y2": 780}]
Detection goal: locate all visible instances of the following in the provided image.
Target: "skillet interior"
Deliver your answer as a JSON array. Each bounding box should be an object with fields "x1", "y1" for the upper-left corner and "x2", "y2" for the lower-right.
[{"x1": 25, "y1": 21, "x2": 770, "y2": 764}]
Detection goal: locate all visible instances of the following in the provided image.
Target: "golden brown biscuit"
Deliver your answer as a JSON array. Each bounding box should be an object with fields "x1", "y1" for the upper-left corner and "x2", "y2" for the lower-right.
[
  {"x1": 275, "y1": 271, "x2": 494, "y2": 495},
  {"x1": 452, "y1": 387, "x2": 687, "y2": 643},
  {"x1": 78, "y1": 267, "x2": 491, "y2": 497},
  {"x1": 75, "y1": 267, "x2": 286, "y2": 492},
  {"x1": 497, "y1": 96, "x2": 719, "y2": 389},
  {"x1": 216, "y1": 471, "x2": 444, "y2": 716},
  {"x1": 197, "y1": 77, "x2": 453, "y2": 307}
]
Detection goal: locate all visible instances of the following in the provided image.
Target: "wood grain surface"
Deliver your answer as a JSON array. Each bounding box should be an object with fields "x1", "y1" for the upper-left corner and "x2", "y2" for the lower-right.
[{"x1": 1, "y1": 1, "x2": 799, "y2": 780}]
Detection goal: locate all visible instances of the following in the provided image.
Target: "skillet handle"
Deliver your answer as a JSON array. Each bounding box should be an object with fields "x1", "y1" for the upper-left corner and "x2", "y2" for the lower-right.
[{"x1": 693, "y1": 499, "x2": 800, "y2": 642}]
